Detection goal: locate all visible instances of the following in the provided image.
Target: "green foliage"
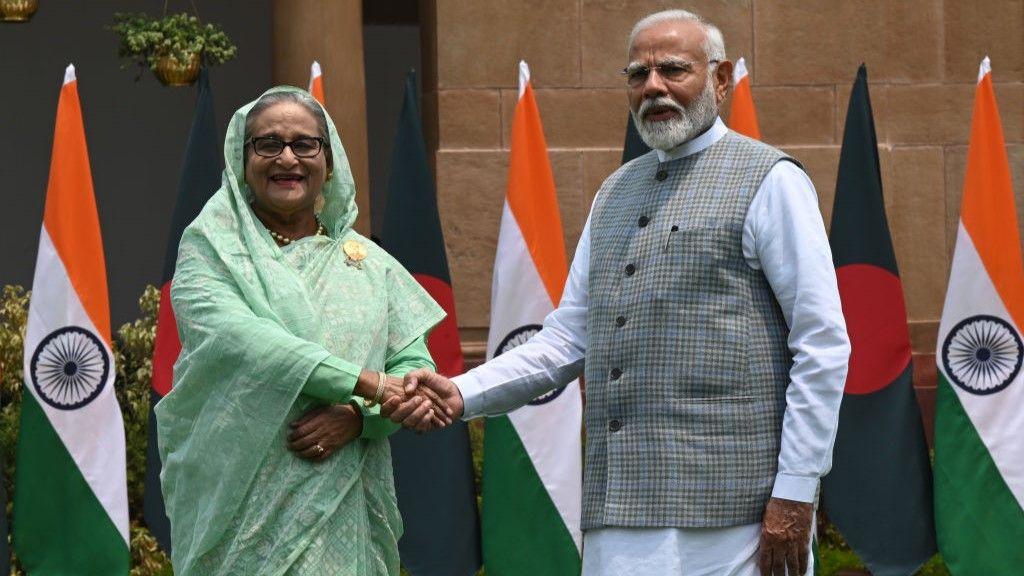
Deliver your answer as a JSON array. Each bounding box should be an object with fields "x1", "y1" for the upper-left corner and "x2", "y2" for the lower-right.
[
  {"x1": 115, "y1": 285, "x2": 160, "y2": 518},
  {"x1": 129, "y1": 522, "x2": 173, "y2": 576},
  {"x1": 816, "y1": 548, "x2": 950, "y2": 576},
  {"x1": 817, "y1": 545, "x2": 866, "y2": 575},
  {"x1": 0, "y1": 284, "x2": 171, "y2": 574},
  {"x1": 815, "y1": 516, "x2": 950, "y2": 575},
  {"x1": 0, "y1": 286, "x2": 28, "y2": 573},
  {"x1": 111, "y1": 12, "x2": 237, "y2": 76},
  {"x1": 917, "y1": 554, "x2": 952, "y2": 576},
  {"x1": 468, "y1": 419, "x2": 485, "y2": 502}
]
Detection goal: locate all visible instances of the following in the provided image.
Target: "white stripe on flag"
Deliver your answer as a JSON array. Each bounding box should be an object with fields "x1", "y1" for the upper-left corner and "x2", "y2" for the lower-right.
[
  {"x1": 938, "y1": 223, "x2": 1024, "y2": 507},
  {"x1": 23, "y1": 228, "x2": 129, "y2": 543},
  {"x1": 486, "y1": 204, "x2": 559, "y2": 357}
]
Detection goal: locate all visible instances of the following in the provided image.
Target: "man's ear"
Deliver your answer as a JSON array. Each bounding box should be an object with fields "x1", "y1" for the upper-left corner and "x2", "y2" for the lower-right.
[{"x1": 714, "y1": 59, "x2": 734, "y2": 105}]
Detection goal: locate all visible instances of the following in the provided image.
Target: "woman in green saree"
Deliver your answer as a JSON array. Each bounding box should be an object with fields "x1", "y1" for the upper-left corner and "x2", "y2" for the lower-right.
[{"x1": 156, "y1": 86, "x2": 447, "y2": 575}]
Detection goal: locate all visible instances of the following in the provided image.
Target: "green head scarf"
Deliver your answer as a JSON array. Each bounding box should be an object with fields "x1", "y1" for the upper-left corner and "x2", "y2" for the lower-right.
[
  {"x1": 223, "y1": 85, "x2": 358, "y2": 244},
  {"x1": 156, "y1": 86, "x2": 444, "y2": 575}
]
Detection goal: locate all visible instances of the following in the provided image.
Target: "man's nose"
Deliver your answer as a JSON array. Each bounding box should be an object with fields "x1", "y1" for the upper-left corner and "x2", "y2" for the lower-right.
[{"x1": 641, "y1": 70, "x2": 669, "y2": 99}]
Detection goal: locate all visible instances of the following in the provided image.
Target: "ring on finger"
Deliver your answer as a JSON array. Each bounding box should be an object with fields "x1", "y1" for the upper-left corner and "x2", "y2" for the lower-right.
[{"x1": 314, "y1": 444, "x2": 326, "y2": 456}]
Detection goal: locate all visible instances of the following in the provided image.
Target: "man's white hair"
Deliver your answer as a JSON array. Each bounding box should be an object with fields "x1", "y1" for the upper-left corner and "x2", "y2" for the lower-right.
[{"x1": 628, "y1": 9, "x2": 727, "y2": 62}]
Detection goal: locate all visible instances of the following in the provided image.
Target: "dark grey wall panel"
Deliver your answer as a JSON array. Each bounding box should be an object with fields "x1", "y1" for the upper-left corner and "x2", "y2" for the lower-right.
[
  {"x1": 0, "y1": 1, "x2": 271, "y2": 326},
  {"x1": 363, "y1": 23, "x2": 421, "y2": 240}
]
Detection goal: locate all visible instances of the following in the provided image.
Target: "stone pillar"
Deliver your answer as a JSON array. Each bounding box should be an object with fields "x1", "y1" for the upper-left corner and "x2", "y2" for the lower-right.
[{"x1": 272, "y1": 0, "x2": 371, "y2": 233}]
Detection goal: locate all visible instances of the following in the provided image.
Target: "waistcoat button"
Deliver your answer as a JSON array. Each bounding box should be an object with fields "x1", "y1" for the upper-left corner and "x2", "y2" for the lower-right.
[
  {"x1": 610, "y1": 367, "x2": 622, "y2": 380},
  {"x1": 656, "y1": 169, "x2": 668, "y2": 181},
  {"x1": 609, "y1": 419, "x2": 622, "y2": 432},
  {"x1": 637, "y1": 215, "x2": 650, "y2": 227},
  {"x1": 624, "y1": 263, "x2": 636, "y2": 276},
  {"x1": 615, "y1": 315, "x2": 626, "y2": 327}
]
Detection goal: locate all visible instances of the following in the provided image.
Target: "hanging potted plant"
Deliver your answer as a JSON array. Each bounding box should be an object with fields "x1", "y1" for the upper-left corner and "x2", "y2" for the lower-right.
[
  {"x1": 0, "y1": 0, "x2": 39, "y2": 22},
  {"x1": 111, "y1": 11, "x2": 236, "y2": 86}
]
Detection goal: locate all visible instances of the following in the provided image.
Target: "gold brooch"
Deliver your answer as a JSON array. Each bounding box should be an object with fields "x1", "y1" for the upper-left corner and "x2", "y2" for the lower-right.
[{"x1": 343, "y1": 240, "x2": 367, "y2": 269}]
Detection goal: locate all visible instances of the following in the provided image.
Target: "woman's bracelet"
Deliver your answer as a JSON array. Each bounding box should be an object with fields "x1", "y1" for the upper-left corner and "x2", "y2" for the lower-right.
[
  {"x1": 364, "y1": 370, "x2": 387, "y2": 407},
  {"x1": 374, "y1": 370, "x2": 387, "y2": 405}
]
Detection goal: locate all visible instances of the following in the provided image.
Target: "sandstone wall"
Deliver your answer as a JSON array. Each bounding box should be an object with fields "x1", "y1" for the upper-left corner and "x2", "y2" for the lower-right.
[{"x1": 420, "y1": 0, "x2": 1024, "y2": 390}]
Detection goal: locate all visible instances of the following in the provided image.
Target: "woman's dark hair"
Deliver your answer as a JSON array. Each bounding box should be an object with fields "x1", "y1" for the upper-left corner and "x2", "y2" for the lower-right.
[{"x1": 243, "y1": 90, "x2": 332, "y2": 169}]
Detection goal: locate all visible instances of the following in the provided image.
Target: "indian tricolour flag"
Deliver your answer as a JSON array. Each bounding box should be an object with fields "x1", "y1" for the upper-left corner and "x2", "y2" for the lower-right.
[
  {"x1": 13, "y1": 64, "x2": 129, "y2": 574},
  {"x1": 727, "y1": 56, "x2": 762, "y2": 140},
  {"x1": 934, "y1": 56, "x2": 1024, "y2": 573},
  {"x1": 482, "y1": 61, "x2": 583, "y2": 575},
  {"x1": 309, "y1": 60, "x2": 325, "y2": 105}
]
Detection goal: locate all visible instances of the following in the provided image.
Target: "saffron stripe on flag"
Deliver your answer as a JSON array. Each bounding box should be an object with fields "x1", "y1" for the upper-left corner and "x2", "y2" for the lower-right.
[
  {"x1": 728, "y1": 57, "x2": 762, "y2": 140},
  {"x1": 309, "y1": 61, "x2": 325, "y2": 105}
]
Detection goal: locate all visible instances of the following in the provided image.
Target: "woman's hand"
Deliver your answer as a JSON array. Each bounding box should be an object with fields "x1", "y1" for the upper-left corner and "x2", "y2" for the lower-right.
[
  {"x1": 355, "y1": 370, "x2": 406, "y2": 405},
  {"x1": 379, "y1": 374, "x2": 410, "y2": 405},
  {"x1": 288, "y1": 403, "x2": 363, "y2": 462},
  {"x1": 354, "y1": 370, "x2": 452, "y2": 427}
]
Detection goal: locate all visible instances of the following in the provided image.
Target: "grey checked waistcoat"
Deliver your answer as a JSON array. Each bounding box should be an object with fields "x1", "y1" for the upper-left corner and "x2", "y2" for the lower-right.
[{"x1": 583, "y1": 131, "x2": 799, "y2": 530}]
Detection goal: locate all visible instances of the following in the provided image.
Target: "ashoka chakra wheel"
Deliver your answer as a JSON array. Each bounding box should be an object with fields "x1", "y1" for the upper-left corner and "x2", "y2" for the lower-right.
[
  {"x1": 941, "y1": 315, "x2": 1022, "y2": 396},
  {"x1": 30, "y1": 326, "x2": 111, "y2": 410},
  {"x1": 495, "y1": 324, "x2": 567, "y2": 406}
]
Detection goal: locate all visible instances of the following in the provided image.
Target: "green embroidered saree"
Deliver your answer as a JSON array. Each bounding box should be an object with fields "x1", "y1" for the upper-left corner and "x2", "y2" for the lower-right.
[{"x1": 156, "y1": 86, "x2": 445, "y2": 575}]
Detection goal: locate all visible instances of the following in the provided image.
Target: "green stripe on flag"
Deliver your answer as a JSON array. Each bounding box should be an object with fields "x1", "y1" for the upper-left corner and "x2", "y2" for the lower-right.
[
  {"x1": 483, "y1": 415, "x2": 580, "y2": 576},
  {"x1": 13, "y1": 393, "x2": 129, "y2": 575},
  {"x1": 934, "y1": 374, "x2": 1024, "y2": 573}
]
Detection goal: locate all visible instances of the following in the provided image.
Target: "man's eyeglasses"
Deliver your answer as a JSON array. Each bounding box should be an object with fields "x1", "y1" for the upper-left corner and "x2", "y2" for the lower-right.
[
  {"x1": 621, "y1": 59, "x2": 720, "y2": 87},
  {"x1": 247, "y1": 136, "x2": 326, "y2": 158}
]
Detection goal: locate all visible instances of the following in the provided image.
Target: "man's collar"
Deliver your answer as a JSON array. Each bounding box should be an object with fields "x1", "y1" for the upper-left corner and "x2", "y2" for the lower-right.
[{"x1": 655, "y1": 117, "x2": 727, "y2": 163}]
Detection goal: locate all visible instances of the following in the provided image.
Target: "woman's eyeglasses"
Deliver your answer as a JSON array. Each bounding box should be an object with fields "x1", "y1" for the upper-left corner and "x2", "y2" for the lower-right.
[{"x1": 247, "y1": 136, "x2": 326, "y2": 158}]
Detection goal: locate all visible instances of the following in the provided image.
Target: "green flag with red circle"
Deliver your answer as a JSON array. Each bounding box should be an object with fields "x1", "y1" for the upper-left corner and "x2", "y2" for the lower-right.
[{"x1": 822, "y1": 64, "x2": 936, "y2": 575}]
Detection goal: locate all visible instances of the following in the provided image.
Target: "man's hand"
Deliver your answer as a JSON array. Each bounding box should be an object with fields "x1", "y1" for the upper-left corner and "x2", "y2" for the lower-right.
[
  {"x1": 758, "y1": 497, "x2": 814, "y2": 576},
  {"x1": 287, "y1": 404, "x2": 362, "y2": 462},
  {"x1": 381, "y1": 368, "x2": 463, "y2": 432}
]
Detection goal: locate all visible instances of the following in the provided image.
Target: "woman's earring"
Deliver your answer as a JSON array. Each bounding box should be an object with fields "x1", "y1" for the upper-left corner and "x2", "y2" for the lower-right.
[
  {"x1": 314, "y1": 193, "x2": 325, "y2": 214},
  {"x1": 325, "y1": 170, "x2": 333, "y2": 182}
]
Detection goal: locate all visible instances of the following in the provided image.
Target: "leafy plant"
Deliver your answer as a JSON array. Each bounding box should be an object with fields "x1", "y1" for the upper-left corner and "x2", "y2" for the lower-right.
[
  {"x1": 111, "y1": 12, "x2": 236, "y2": 79},
  {"x1": 115, "y1": 285, "x2": 160, "y2": 520},
  {"x1": 0, "y1": 284, "x2": 170, "y2": 574}
]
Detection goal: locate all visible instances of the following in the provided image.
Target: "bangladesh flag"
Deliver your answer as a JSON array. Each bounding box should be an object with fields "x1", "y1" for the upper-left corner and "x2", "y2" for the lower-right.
[
  {"x1": 380, "y1": 70, "x2": 482, "y2": 576},
  {"x1": 146, "y1": 68, "x2": 222, "y2": 553},
  {"x1": 621, "y1": 113, "x2": 650, "y2": 164},
  {"x1": 822, "y1": 64, "x2": 936, "y2": 575},
  {"x1": 934, "y1": 57, "x2": 1024, "y2": 573}
]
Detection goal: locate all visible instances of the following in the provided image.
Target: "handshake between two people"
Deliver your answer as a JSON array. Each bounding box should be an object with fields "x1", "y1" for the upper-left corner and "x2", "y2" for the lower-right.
[{"x1": 380, "y1": 369, "x2": 465, "y2": 433}]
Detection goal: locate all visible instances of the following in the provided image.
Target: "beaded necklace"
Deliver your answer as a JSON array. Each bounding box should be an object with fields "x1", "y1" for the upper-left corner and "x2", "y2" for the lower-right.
[{"x1": 265, "y1": 217, "x2": 326, "y2": 245}]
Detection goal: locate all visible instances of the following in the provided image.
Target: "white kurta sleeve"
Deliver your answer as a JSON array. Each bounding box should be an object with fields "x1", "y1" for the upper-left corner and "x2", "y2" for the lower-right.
[
  {"x1": 455, "y1": 217, "x2": 591, "y2": 419},
  {"x1": 742, "y1": 160, "x2": 851, "y2": 503}
]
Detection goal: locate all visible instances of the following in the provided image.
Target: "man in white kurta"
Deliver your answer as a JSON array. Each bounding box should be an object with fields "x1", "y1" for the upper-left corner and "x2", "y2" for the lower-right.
[{"x1": 386, "y1": 9, "x2": 849, "y2": 576}]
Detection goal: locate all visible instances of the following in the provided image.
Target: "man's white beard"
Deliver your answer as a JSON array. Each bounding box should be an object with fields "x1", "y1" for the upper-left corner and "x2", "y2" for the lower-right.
[{"x1": 631, "y1": 80, "x2": 719, "y2": 151}]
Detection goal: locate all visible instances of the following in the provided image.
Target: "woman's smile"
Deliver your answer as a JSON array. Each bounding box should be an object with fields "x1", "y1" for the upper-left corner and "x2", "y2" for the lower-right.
[{"x1": 268, "y1": 172, "x2": 306, "y2": 190}]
